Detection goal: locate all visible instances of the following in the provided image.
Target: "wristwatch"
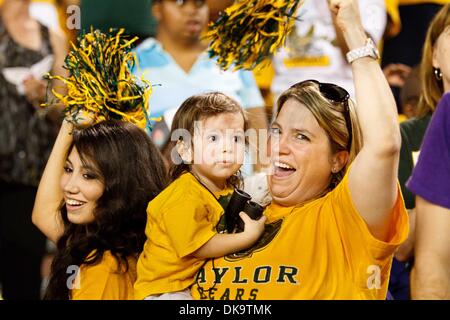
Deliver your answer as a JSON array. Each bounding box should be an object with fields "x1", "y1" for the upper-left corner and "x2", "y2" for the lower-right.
[{"x1": 346, "y1": 38, "x2": 380, "y2": 63}]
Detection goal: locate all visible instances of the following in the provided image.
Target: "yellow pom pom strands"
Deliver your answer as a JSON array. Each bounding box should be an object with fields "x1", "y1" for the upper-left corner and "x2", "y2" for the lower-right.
[
  {"x1": 45, "y1": 29, "x2": 157, "y2": 130},
  {"x1": 205, "y1": 0, "x2": 303, "y2": 71}
]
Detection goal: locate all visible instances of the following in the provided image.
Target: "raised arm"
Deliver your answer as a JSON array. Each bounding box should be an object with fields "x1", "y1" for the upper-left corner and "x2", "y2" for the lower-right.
[
  {"x1": 331, "y1": 0, "x2": 401, "y2": 241},
  {"x1": 32, "y1": 120, "x2": 73, "y2": 243},
  {"x1": 331, "y1": 0, "x2": 386, "y2": 60}
]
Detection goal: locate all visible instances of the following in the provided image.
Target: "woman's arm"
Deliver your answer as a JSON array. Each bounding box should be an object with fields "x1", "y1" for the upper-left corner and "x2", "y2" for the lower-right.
[
  {"x1": 32, "y1": 120, "x2": 73, "y2": 243},
  {"x1": 331, "y1": 0, "x2": 401, "y2": 241},
  {"x1": 411, "y1": 196, "x2": 450, "y2": 299},
  {"x1": 193, "y1": 212, "x2": 266, "y2": 259}
]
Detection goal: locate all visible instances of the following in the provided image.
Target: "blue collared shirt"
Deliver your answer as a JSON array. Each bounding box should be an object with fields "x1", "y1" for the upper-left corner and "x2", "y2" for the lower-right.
[{"x1": 132, "y1": 38, "x2": 264, "y2": 119}]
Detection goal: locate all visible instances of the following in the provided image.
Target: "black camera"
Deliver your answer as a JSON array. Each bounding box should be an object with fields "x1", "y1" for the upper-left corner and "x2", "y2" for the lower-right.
[{"x1": 225, "y1": 189, "x2": 264, "y2": 233}]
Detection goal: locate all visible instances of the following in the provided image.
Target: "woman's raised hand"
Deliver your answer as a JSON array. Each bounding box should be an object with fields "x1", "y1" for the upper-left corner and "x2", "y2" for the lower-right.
[{"x1": 328, "y1": 0, "x2": 363, "y2": 34}]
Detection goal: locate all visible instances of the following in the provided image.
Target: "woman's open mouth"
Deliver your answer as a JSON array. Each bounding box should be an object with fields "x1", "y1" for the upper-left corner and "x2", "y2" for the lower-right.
[
  {"x1": 273, "y1": 161, "x2": 296, "y2": 178},
  {"x1": 65, "y1": 198, "x2": 87, "y2": 211}
]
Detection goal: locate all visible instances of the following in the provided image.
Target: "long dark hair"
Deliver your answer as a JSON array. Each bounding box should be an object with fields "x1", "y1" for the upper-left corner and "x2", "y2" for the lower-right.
[{"x1": 44, "y1": 121, "x2": 168, "y2": 300}]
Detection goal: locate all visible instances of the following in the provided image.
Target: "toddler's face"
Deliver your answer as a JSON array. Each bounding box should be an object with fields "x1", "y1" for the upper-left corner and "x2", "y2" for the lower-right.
[{"x1": 191, "y1": 112, "x2": 245, "y2": 188}]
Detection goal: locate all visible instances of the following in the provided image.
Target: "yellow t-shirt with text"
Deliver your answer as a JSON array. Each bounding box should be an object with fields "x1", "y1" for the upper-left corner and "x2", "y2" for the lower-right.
[
  {"x1": 70, "y1": 251, "x2": 137, "y2": 300},
  {"x1": 191, "y1": 170, "x2": 409, "y2": 300},
  {"x1": 135, "y1": 172, "x2": 233, "y2": 299}
]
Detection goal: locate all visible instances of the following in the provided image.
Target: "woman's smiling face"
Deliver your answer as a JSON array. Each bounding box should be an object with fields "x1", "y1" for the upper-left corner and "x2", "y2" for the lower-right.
[
  {"x1": 60, "y1": 147, "x2": 104, "y2": 225},
  {"x1": 268, "y1": 99, "x2": 335, "y2": 207}
]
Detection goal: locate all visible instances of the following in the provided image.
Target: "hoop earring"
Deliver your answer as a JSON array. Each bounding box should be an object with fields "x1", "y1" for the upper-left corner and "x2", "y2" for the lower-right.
[{"x1": 434, "y1": 68, "x2": 443, "y2": 81}]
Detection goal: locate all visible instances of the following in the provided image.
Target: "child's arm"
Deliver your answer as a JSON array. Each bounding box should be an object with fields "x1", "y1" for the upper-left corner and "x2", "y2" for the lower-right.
[
  {"x1": 192, "y1": 212, "x2": 267, "y2": 259},
  {"x1": 32, "y1": 120, "x2": 73, "y2": 243}
]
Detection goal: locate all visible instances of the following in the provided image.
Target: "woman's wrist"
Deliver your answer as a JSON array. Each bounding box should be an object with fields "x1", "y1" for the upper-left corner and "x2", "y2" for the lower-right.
[
  {"x1": 61, "y1": 117, "x2": 75, "y2": 133},
  {"x1": 342, "y1": 25, "x2": 367, "y2": 51}
]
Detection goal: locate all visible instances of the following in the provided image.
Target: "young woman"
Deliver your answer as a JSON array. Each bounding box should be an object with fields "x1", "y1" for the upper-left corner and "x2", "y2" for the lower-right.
[{"x1": 32, "y1": 119, "x2": 168, "y2": 299}]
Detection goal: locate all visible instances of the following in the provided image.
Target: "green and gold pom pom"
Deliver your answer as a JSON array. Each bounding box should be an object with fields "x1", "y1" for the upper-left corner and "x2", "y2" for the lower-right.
[
  {"x1": 45, "y1": 28, "x2": 156, "y2": 130},
  {"x1": 205, "y1": 0, "x2": 303, "y2": 71}
]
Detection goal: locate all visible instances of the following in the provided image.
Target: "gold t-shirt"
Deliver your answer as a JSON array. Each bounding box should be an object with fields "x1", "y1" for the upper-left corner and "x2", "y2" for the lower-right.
[
  {"x1": 135, "y1": 172, "x2": 232, "y2": 299},
  {"x1": 70, "y1": 251, "x2": 137, "y2": 300},
  {"x1": 191, "y1": 170, "x2": 409, "y2": 300}
]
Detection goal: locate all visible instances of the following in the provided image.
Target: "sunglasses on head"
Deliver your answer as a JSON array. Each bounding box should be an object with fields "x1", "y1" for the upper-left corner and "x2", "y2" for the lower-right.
[{"x1": 291, "y1": 79, "x2": 353, "y2": 151}]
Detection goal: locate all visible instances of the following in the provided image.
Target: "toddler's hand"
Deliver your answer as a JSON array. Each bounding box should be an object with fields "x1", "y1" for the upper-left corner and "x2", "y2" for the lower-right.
[{"x1": 239, "y1": 212, "x2": 267, "y2": 245}]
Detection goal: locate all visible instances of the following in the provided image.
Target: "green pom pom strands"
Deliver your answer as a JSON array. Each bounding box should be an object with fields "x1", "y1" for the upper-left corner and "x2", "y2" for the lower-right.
[
  {"x1": 205, "y1": 0, "x2": 303, "y2": 71},
  {"x1": 44, "y1": 29, "x2": 158, "y2": 131}
]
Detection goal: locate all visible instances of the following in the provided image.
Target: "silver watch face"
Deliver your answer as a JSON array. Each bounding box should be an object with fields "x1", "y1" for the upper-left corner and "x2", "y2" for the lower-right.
[{"x1": 346, "y1": 38, "x2": 380, "y2": 63}]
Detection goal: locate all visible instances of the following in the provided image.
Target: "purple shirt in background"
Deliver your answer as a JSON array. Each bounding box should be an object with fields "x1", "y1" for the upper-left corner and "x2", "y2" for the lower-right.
[{"x1": 406, "y1": 92, "x2": 450, "y2": 209}]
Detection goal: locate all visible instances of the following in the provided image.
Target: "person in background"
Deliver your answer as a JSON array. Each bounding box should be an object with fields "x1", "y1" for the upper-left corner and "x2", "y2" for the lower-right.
[
  {"x1": 405, "y1": 4, "x2": 450, "y2": 300},
  {"x1": 407, "y1": 92, "x2": 450, "y2": 300},
  {"x1": 383, "y1": 0, "x2": 445, "y2": 114},
  {"x1": 0, "y1": 0, "x2": 67, "y2": 300},
  {"x1": 393, "y1": 4, "x2": 450, "y2": 300},
  {"x1": 78, "y1": 0, "x2": 232, "y2": 42}
]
